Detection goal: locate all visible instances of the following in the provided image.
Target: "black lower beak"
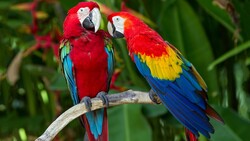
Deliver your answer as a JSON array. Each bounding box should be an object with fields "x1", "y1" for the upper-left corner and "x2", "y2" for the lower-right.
[
  {"x1": 82, "y1": 16, "x2": 94, "y2": 31},
  {"x1": 113, "y1": 31, "x2": 124, "y2": 38},
  {"x1": 112, "y1": 23, "x2": 124, "y2": 38}
]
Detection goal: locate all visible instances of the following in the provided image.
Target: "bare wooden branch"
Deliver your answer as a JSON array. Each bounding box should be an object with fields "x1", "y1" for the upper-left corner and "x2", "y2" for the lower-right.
[{"x1": 36, "y1": 90, "x2": 153, "y2": 141}]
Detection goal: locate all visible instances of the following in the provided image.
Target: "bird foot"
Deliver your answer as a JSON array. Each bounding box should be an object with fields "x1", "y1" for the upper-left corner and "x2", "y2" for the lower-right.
[
  {"x1": 97, "y1": 91, "x2": 109, "y2": 107},
  {"x1": 80, "y1": 96, "x2": 92, "y2": 112},
  {"x1": 149, "y1": 89, "x2": 161, "y2": 104}
]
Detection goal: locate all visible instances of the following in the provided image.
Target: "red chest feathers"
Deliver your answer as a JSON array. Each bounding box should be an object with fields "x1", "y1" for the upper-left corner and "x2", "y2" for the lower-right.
[{"x1": 69, "y1": 32, "x2": 109, "y2": 98}]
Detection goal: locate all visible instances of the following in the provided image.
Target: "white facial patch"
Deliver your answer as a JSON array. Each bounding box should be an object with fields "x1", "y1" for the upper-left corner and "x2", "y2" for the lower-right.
[
  {"x1": 77, "y1": 7, "x2": 90, "y2": 25},
  {"x1": 112, "y1": 16, "x2": 125, "y2": 35}
]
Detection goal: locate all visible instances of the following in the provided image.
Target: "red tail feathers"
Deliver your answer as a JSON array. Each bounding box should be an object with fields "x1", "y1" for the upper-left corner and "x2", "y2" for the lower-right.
[
  {"x1": 205, "y1": 104, "x2": 224, "y2": 124},
  {"x1": 185, "y1": 128, "x2": 198, "y2": 141}
]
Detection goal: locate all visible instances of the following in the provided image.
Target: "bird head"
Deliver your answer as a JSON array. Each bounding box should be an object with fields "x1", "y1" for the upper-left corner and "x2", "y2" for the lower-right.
[
  {"x1": 63, "y1": 2, "x2": 101, "y2": 37},
  {"x1": 107, "y1": 12, "x2": 145, "y2": 38}
]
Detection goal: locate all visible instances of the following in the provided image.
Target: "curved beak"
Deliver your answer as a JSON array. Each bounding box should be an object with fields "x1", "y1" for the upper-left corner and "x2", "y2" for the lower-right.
[
  {"x1": 107, "y1": 21, "x2": 124, "y2": 38},
  {"x1": 82, "y1": 8, "x2": 101, "y2": 32}
]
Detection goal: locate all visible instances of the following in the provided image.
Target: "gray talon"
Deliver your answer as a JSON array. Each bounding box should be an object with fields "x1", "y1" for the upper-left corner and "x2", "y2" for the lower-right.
[
  {"x1": 149, "y1": 89, "x2": 161, "y2": 104},
  {"x1": 97, "y1": 91, "x2": 109, "y2": 107},
  {"x1": 81, "y1": 97, "x2": 92, "y2": 111}
]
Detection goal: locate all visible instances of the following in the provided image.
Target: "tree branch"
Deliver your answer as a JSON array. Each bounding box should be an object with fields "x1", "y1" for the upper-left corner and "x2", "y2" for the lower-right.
[{"x1": 36, "y1": 90, "x2": 153, "y2": 141}]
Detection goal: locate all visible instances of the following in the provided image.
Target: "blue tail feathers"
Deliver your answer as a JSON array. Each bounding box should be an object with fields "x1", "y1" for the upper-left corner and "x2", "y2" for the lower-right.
[{"x1": 85, "y1": 108, "x2": 104, "y2": 139}]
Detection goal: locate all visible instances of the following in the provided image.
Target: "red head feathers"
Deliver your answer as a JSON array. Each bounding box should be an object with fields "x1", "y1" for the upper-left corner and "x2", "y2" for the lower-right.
[{"x1": 63, "y1": 1, "x2": 101, "y2": 38}]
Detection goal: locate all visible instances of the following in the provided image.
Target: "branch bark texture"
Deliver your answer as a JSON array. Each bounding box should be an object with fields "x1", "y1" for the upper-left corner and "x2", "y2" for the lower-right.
[{"x1": 36, "y1": 90, "x2": 153, "y2": 141}]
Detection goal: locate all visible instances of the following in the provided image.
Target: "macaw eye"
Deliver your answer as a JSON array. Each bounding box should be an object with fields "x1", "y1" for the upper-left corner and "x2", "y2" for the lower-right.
[
  {"x1": 77, "y1": 8, "x2": 89, "y2": 15},
  {"x1": 115, "y1": 17, "x2": 120, "y2": 22},
  {"x1": 113, "y1": 16, "x2": 124, "y2": 24}
]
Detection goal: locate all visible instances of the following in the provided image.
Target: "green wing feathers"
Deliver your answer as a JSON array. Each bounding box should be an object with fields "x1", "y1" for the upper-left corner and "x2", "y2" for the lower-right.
[
  {"x1": 59, "y1": 40, "x2": 79, "y2": 105},
  {"x1": 104, "y1": 37, "x2": 115, "y2": 89}
]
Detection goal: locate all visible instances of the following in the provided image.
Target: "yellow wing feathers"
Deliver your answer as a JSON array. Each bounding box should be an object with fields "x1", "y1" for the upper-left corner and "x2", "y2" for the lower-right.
[
  {"x1": 138, "y1": 47, "x2": 183, "y2": 80},
  {"x1": 166, "y1": 41, "x2": 207, "y2": 90}
]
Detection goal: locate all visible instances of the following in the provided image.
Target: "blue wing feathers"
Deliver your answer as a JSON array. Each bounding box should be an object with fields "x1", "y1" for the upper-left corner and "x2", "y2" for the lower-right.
[
  {"x1": 175, "y1": 74, "x2": 206, "y2": 109},
  {"x1": 158, "y1": 87, "x2": 213, "y2": 138},
  {"x1": 63, "y1": 57, "x2": 77, "y2": 104},
  {"x1": 182, "y1": 69, "x2": 202, "y2": 91},
  {"x1": 167, "y1": 82, "x2": 206, "y2": 119},
  {"x1": 60, "y1": 41, "x2": 103, "y2": 139},
  {"x1": 105, "y1": 46, "x2": 114, "y2": 89},
  {"x1": 180, "y1": 55, "x2": 192, "y2": 67},
  {"x1": 105, "y1": 47, "x2": 114, "y2": 74},
  {"x1": 167, "y1": 87, "x2": 213, "y2": 130},
  {"x1": 60, "y1": 37, "x2": 111, "y2": 140},
  {"x1": 134, "y1": 54, "x2": 214, "y2": 138},
  {"x1": 61, "y1": 44, "x2": 79, "y2": 105},
  {"x1": 158, "y1": 90, "x2": 201, "y2": 136},
  {"x1": 134, "y1": 55, "x2": 151, "y2": 76}
]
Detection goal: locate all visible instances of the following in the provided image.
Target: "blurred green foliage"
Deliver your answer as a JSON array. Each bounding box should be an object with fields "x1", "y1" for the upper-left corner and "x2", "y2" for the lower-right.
[{"x1": 0, "y1": 0, "x2": 250, "y2": 141}]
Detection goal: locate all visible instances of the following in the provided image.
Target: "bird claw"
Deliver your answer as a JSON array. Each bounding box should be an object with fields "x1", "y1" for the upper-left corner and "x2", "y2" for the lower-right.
[
  {"x1": 97, "y1": 91, "x2": 109, "y2": 107},
  {"x1": 149, "y1": 89, "x2": 161, "y2": 104},
  {"x1": 80, "y1": 97, "x2": 92, "y2": 112}
]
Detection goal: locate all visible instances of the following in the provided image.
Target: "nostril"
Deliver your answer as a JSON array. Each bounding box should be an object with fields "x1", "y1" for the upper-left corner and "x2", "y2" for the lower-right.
[{"x1": 89, "y1": 12, "x2": 93, "y2": 18}]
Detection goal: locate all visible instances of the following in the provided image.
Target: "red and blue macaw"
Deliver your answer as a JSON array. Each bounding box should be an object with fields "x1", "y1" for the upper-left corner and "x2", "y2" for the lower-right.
[
  {"x1": 59, "y1": 2, "x2": 114, "y2": 141},
  {"x1": 107, "y1": 12, "x2": 223, "y2": 141}
]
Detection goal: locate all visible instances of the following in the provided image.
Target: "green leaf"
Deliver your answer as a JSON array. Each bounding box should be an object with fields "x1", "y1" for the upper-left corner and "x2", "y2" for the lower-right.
[
  {"x1": 211, "y1": 106, "x2": 250, "y2": 141},
  {"x1": 21, "y1": 68, "x2": 37, "y2": 116},
  {"x1": 211, "y1": 120, "x2": 242, "y2": 141},
  {"x1": 0, "y1": 113, "x2": 43, "y2": 134},
  {"x1": 159, "y1": 0, "x2": 219, "y2": 94},
  {"x1": 231, "y1": 0, "x2": 250, "y2": 40},
  {"x1": 178, "y1": 0, "x2": 220, "y2": 94},
  {"x1": 49, "y1": 72, "x2": 68, "y2": 91},
  {"x1": 0, "y1": 1, "x2": 12, "y2": 10},
  {"x1": 24, "y1": 64, "x2": 56, "y2": 77},
  {"x1": 142, "y1": 104, "x2": 167, "y2": 118},
  {"x1": 59, "y1": 0, "x2": 80, "y2": 11},
  {"x1": 157, "y1": 2, "x2": 185, "y2": 54},
  {"x1": 234, "y1": 62, "x2": 250, "y2": 119},
  {"x1": 196, "y1": 0, "x2": 235, "y2": 33},
  {"x1": 208, "y1": 41, "x2": 250, "y2": 70},
  {"x1": 108, "y1": 105, "x2": 152, "y2": 141}
]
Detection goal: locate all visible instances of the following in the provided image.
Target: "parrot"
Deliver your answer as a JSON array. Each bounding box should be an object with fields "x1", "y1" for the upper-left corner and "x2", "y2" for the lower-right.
[
  {"x1": 107, "y1": 12, "x2": 223, "y2": 141},
  {"x1": 59, "y1": 2, "x2": 114, "y2": 141}
]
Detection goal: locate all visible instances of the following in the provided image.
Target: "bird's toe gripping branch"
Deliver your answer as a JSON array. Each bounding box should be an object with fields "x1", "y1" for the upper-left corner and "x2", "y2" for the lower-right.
[
  {"x1": 80, "y1": 96, "x2": 92, "y2": 111},
  {"x1": 149, "y1": 89, "x2": 162, "y2": 104},
  {"x1": 97, "y1": 91, "x2": 109, "y2": 107}
]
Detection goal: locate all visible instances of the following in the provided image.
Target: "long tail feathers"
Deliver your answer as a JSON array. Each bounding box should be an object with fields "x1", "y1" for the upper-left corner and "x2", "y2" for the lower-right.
[
  {"x1": 99, "y1": 108, "x2": 108, "y2": 141},
  {"x1": 185, "y1": 128, "x2": 198, "y2": 141},
  {"x1": 184, "y1": 105, "x2": 224, "y2": 141},
  {"x1": 81, "y1": 108, "x2": 108, "y2": 141},
  {"x1": 205, "y1": 104, "x2": 224, "y2": 124}
]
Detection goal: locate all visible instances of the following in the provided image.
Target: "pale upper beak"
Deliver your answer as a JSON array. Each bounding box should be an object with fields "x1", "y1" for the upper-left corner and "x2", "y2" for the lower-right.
[
  {"x1": 107, "y1": 21, "x2": 124, "y2": 38},
  {"x1": 107, "y1": 22, "x2": 114, "y2": 37},
  {"x1": 82, "y1": 7, "x2": 101, "y2": 33}
]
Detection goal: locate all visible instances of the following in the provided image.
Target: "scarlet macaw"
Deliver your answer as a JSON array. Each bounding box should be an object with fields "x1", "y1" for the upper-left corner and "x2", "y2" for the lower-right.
[
  {"x1": 107, "y1": 12, "x2": 223, "y2": 141},
  {"x1": 59, "y1": 2, "x2": 114, "y2": 141}
]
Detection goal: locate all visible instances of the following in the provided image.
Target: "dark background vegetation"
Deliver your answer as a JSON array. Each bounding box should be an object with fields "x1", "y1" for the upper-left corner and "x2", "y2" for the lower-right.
[{"x1": 0, "y1": 0, "x2": 250, "y2": 140}]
